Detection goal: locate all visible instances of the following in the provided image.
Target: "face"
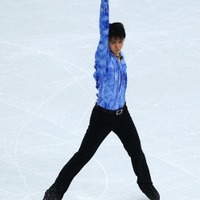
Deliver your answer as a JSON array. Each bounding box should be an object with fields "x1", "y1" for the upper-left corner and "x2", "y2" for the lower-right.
[{"x1": 109, "y1": 37, "x2": 125, "y2": 57}]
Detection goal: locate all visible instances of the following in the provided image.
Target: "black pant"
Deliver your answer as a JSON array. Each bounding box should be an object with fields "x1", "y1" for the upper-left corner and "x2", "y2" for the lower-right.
[{"x1": 53, "y1": 104, "x2": 152, "y2": 194}]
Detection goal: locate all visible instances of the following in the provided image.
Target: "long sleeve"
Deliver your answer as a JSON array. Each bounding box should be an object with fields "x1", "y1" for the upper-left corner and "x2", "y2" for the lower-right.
[
  {"x1": 99, "y1": 0, "x2": 109, "y2": 36},
  {"x1": 95, "y1": 0, "x2": 109, "y2": 69}
]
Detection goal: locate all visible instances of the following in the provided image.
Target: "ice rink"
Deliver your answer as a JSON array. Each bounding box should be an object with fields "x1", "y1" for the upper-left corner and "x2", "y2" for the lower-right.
[{"x1": 0, "y1": 0, "x2": 200, "y2": 199}]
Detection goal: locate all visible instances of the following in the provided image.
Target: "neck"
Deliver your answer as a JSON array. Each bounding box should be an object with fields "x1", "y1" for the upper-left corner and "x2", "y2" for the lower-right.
[
  {"x1": 116, "y1": 55, "x2": 120, "y2": 58},
  {"x1": 115, "y1": 54, "x2": 123, "y2": 61}
]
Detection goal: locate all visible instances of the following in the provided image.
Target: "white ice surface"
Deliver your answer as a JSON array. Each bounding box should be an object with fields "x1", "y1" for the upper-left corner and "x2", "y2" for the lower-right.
[{"x1": 0, "y1": 0, "x2": 200, "y2": 199}]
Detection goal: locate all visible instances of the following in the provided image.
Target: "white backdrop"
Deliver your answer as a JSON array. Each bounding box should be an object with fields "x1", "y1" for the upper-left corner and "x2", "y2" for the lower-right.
[{"x1": 0, "y1": 0, "x2": 200, "y2": 199}]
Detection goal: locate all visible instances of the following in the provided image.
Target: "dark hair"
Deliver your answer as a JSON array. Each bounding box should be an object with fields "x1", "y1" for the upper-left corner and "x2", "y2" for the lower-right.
[{"x1": 109, "y1": 22, "x2": 126, "y2": 40}]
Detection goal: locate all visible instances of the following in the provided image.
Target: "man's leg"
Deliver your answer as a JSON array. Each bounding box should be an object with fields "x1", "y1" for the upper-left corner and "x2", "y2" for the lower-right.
[
  {"x1": 113, "y1": 107, "x2": 160, "y2": 200},
  {"x1": 43, "y1": 106, "x2": 112, "y2": 199},
  {"x1": 113, "y1": 107, "x2": 152, "y2": 184}
]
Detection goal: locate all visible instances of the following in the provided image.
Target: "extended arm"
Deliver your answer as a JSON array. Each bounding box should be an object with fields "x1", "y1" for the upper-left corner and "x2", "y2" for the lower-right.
[
  {"x1": 95, "y1": 0, "x2": 109, "y2": 68},
  {"x1": 99, "y1": 0, "x2": 109, "y2": 36}
]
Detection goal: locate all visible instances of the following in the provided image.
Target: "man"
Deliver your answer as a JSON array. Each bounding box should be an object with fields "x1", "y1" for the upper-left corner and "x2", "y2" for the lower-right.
[{"x1": 43, "y1": 0, "x2": 160, "y2": 199}]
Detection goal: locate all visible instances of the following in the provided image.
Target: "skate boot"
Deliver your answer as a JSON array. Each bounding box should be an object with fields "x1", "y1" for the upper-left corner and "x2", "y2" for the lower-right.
[
  {"x1": 43, "y1": 184, "x2": 64, "y2": 200},
  {"x1": 139, "y1": 183, "x2": 160, "y2": 200}
]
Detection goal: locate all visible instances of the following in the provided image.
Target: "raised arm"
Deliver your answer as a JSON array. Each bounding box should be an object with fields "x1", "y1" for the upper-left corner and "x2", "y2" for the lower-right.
[
  {"x1": 99, "y1": 0, "x2": 109, "y2": 36},
  {"x1": 95, "y1": 0, "x2": 110, "y2": 68}
]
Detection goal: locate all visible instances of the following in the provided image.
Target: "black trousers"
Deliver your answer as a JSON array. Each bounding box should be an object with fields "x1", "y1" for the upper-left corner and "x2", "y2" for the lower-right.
[{"x1": 53, "y1": 104, "x2": 152, "y2": 194}]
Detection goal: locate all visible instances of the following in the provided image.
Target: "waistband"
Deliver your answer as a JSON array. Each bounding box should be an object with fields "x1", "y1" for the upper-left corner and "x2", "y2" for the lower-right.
[{"x1": 95, "y1": 103, "x2": 126, "y2": 115}]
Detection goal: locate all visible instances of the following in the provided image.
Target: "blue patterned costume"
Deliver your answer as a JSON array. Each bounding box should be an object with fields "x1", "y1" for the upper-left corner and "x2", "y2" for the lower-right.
[
  {"x1": 94, "y1": 0, "x2": 127, "y2": 110},
  {"x1": 43, "y1": 1, "x2": 160, "y2": 199}
]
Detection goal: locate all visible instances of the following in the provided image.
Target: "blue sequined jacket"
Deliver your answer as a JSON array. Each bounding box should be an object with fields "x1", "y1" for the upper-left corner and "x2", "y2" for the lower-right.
[{"x1": 93, "y1": 0, "x2": 127, "y2": 110}]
